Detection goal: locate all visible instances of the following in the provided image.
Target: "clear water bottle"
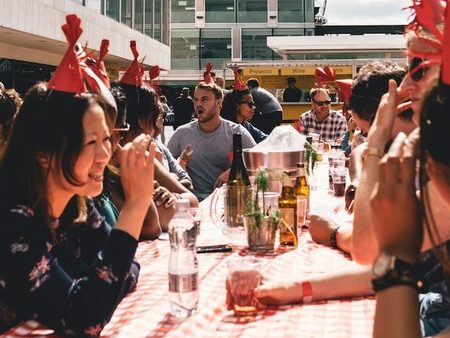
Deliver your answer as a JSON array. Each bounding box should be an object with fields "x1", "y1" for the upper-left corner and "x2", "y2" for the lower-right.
[{"x1": 168, "y1": 199, "x2": 199, "y2": 318}]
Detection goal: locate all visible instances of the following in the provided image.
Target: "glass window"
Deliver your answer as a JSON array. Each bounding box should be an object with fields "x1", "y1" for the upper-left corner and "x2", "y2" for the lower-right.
[
  {"x1": 85, "y1": 0, "x2": 101, "y2": 12},
  {"x1": 273, "y1": 28, "x2": 305, "y2": 36},
  {"x1": 171, "y1": 29, "x2": 200, "y2": 69},
  {"x1": 278, "y1": 0, "x2": 304, "y2": 23},
  {"x1": 144, "y1": 0, "x2": 153, "y2": 37},
  {"x1": 154, "y1": 0, "x2": 162, "y2": 41},
  {"x1": 105, "y1": 0, "x2": 119, "y2": 21},
  {"x1": 172, "y1": 0, "x2": 195, "y2": 23},
  {"x1": 237, "y1": 0, "x2": 266, "y2": 22},
  {"x1": 242, "y1": 29, "x2": 274, "y2": 60},
  {"x1": 205, "y1": 0, "x2": 234, "y2": 23},
  {"x1": 121, "y1": 0, "x2": 132, "y2": 27},
  {"x1": 135, "y1": 0, "x2": 144, "y2": 33},
  {"x1": 305, "y1": 0, "x2": 314, "y2": 22},
  {"x1": 200, "y1": 29, "x2": 231, "y2": 69}
]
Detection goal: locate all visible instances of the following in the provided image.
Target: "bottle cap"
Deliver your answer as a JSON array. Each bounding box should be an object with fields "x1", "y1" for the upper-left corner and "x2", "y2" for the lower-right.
[
  {"x1": 176, "y1": 199, "x2": 190, "y2": 210},
  {"x1": 297, "y1": 162, "x2": 304, "y2": 168}
]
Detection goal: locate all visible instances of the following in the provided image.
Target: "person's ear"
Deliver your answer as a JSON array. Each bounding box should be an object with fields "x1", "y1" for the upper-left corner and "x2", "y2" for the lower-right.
[{"x1": 36, "y1": 153, "x2": 50, "y2": 169}]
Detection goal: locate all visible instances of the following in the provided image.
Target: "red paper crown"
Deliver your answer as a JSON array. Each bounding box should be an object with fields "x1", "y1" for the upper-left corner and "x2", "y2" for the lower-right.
[
  {"x1": 143, "y1": 65, "x2": 161, "y2": 94},
  {"x1": 47, "y1": 14, "x2": 86, "y2": 94},
  {"x1": 315, "y1": 66, "x2": 352, "y2": 102},
  {"x1": 121, "y1": 41, "x2": 144, "y2": 86},
  {"x1": 202, "y1": 63, "x2": 214, "y2": 84},
  {"x1": 90, "y1": 39, "x2": 110, "y2": 89},
  {"x1": 406, "y1": 0, "x2": 450, "y2": 85},
  {"x1": 233, "y1": 68, "x2": 247, "y2": 91}
]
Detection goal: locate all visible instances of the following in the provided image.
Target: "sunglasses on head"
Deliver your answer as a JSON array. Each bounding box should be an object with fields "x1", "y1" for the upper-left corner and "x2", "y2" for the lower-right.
[
  {"x1": 314, "y1": 100, "x2": 331, "y2": 106},
  {"x1": 408, "y1": 57, "x2": 427, "y2": 82},
  {"x1": 239, "y1": 100, "x2": 256, "y2": 108},
  {"x1": 113, "y1": 123, "x2": 130, "y2": 140}
]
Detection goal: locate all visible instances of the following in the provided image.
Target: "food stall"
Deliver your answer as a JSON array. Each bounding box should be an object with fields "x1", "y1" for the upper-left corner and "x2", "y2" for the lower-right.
[{"x1": 224, "y1": 62, "x2": 355, "y2": 122}]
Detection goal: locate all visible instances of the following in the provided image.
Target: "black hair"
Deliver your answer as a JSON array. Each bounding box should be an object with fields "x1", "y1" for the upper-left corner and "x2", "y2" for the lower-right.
[
  {"x1": 349, "y1": 61, "x2": 406, "y2": 123},
  {"x1": 419, "y1": 83, "x2": 450, "y2": 286},
  {"x1": 0, "y1": 83, "x2": 108, "y2": 227},
  {"x1": 221, "y1": 89, "x2": 251, "y2": 123}
]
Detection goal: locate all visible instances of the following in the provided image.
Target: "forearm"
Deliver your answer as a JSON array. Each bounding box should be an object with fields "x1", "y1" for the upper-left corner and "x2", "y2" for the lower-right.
[
  {"x1": 336, "y1": 226, "x2": 353, "y2": 254},
  {"x1": 373, "y1": 286, "x2": 421, "y2": 338},
  {"x1": 351, "y1": 156, "x2": 381, "y2": 264},
  {"x1": 114, "y1": 202, "x2": 149, "y2": 240}
]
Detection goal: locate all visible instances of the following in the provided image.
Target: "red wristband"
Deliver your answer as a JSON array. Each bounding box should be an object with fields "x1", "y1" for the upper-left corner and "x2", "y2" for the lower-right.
[{"x1": 301, "y1": 281, "x2": 313, "y2": 303}]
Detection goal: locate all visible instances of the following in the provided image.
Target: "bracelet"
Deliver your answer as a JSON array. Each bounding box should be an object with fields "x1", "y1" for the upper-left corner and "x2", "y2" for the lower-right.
[
  {"x1": 301, "y1": 281, "x2": 313, "y2": 303},
  {"x1": 329, "y1": 226, "x2": 341, "y2": 249},
  {"x1": 362, "y1": 146, "x2": 384, "y2": 161}
]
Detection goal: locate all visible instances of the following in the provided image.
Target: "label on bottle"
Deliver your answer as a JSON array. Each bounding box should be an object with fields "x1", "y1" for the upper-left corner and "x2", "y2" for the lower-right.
[
  {"x1": 169, "y1": 272, "x2": 198, "y2": 293},
  {"x1": 296, "y1": 197, "x2": 307, "y2": 226},
  {"x1": 279, "y1": 207, "x2": 296, "y2": 243}
]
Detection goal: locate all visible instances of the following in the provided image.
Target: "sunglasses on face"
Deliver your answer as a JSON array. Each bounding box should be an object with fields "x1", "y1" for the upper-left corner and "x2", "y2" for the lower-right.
[
  {"x1": 314, "y1": 100, "x2": 331, "y2": 106},
  {"x1": 408, "y1": 57, "x2": 427, "y2": 82},
  {"x1": 239, "y1": 101, "x2": 256, "y2": 108}
]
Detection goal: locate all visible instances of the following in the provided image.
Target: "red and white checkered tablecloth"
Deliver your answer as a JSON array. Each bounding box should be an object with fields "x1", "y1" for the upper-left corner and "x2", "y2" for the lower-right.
[{"x1": 2, "y1": 160, "x2": 375, "y2": 338}]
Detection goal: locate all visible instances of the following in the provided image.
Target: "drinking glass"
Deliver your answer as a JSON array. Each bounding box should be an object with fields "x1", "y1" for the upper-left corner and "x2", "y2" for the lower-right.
[
  {"x1": 226, "y1": 257, "x2": 261, "y2": 316},
  {"x1": 189, "y1": 207, "x2": 201, "y2": 235},
  {"x1": 296, "y1": 197, "x2": 307, "y2": 227},
  {"x1": 332, "y1": 167, "x2": 347, "y2": 197}
]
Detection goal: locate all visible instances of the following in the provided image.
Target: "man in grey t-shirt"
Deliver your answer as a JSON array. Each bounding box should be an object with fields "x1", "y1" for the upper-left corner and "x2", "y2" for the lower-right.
[{"x1": 168, "y1": 82, "x2": 256, "y2": 201}]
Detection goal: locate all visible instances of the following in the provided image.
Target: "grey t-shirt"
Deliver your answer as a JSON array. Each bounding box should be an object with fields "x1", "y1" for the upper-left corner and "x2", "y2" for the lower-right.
[{"x1": 168, "y1": 118, "x2": 256, "y2": 200}]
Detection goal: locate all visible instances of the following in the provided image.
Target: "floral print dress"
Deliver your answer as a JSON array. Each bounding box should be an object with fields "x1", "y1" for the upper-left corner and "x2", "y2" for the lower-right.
[{"x1": 0, "y1": 198, "x2": 140, "y2": 337}]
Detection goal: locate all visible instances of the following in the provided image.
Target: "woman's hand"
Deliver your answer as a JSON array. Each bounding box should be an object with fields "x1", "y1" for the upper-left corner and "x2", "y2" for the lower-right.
[
  {"x1": 118, "y1": 134, "x2": 156, "y2": 208},
  {"x1": 370, "y1": 132, "x2": 421, "y2": 262},
  {"x1": 254, "y1": 281, "x2": 302, "y2": 306},
  {"x1": 178, "y1": 145, "x2": 193, "y2": 170},
  {"x1": 367, "y1": 80, "x2": 409, "y2": 150},
  {"x1": 153, "y1": 181, "x2": 176, "y2": 208}
]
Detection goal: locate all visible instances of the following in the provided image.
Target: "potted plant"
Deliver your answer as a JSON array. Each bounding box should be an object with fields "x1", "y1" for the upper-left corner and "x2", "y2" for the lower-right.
[
  {"x1": 304, "y1": 142, "x2": 318, "y2": 176},
  {"x1": 243, "y1": 168, "x2": 280, "y2": 252}
]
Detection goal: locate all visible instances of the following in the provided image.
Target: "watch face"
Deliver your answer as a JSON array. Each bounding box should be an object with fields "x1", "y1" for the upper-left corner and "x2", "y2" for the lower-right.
[{"x1": 372, "y1": 253, "x2": 392, "y2": 278}]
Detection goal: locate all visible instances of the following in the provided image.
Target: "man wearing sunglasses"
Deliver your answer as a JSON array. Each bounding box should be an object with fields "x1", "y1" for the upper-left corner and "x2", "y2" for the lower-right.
[{"x1": 299, "y1": 87, "x2": 347, "y2": 142}]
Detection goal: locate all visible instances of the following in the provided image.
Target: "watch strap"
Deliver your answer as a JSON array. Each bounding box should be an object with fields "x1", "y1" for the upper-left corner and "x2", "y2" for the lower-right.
[{"x1": 372, "y1": 273, "x2": 422, "y2": 293}]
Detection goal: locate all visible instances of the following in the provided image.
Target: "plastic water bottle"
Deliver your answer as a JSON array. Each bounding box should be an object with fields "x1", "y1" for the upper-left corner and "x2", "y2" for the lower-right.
[{"x1": 168, "y1": 199, "x2": 199, "y2": 318}]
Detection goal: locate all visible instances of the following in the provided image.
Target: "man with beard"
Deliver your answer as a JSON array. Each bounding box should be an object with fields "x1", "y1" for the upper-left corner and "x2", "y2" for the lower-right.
[
  {"x1": 168, "y1": 82, "x2": 255, "y2": 201},
  {"x1": 299, "y1": 87, "x2": 347, "y2": 142}
]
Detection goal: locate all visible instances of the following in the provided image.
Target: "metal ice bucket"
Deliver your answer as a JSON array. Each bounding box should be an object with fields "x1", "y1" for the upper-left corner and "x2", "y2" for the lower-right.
[{"x1": 242, "y1": 149, "x2": 305, "y2": 170}]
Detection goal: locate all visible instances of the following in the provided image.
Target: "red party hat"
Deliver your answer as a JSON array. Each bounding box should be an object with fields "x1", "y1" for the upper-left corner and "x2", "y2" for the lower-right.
[
  {"x1": 315, "y1": 66, "x2": 352, "y2": 102},
  {"x1": 121, "y1": 41, "x2": 144, "y2": 86},
  {"x1": 233, "y1": 68, "x2": 246, "y2": 91},
  {"x1": 90, "y1": 39, "x2": 110, "y2": 89},
  {"x1": 47, "y1": 14, "x2": 86, "y2": 94},
  {"x1": 203, "y1": 63, "x2": 214, "y2": 84}
]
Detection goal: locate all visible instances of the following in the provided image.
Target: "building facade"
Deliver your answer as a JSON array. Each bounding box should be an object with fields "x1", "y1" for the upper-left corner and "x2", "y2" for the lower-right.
[
  {"x1": 164, "y1": 0, "x2": 316, "y2": 85},
  {"x1": 0, "y1": 0, "x2": 170, "y2": 93}
]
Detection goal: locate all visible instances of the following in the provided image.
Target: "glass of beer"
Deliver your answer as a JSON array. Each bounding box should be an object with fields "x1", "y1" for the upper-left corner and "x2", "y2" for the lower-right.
[
  {"x1": 226, "y1": 257, "x2": 261, "y2": 316},
  {"x1": 332, "y1": 167, "x2": 347, "y2": 197}
]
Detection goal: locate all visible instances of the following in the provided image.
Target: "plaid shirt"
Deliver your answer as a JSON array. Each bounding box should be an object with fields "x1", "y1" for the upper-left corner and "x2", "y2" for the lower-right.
[{"x1": 299, "y1": 109, "x2": 348, "y2": 142}]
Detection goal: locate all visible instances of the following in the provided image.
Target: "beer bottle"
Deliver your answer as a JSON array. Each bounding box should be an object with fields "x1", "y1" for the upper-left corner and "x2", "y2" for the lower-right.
[
  {"x1": 278, "y1": 174, "x2": 297, "y2": 246},
  {"x1": 226, "y1": 134, "x2": 251, "y2": 228},
  {"x1": 293, "y1": 162, "x2": 310, "y2": 226}
]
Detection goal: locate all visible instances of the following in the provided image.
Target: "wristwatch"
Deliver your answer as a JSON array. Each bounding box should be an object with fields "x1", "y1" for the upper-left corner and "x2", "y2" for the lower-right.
[{"x1": 371, "y1": 252, "x2": 422, "y2": 293}]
